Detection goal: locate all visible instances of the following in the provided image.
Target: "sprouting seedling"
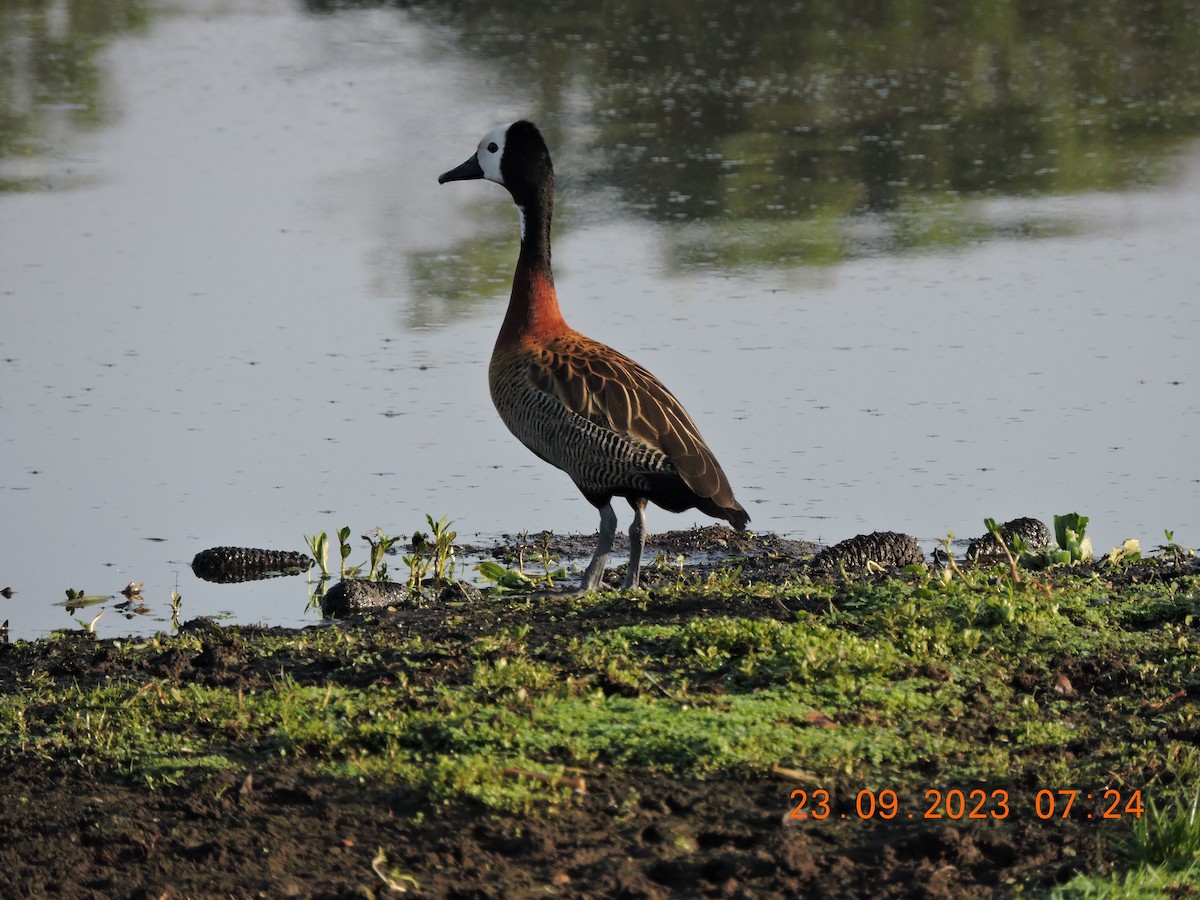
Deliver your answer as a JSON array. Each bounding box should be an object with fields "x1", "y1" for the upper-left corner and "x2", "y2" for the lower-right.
[
  {"x1": 530, "y1": 532, "x2": 566, "y2": 588},
  {"x1": 935, "y1": 531, "x2": 966, "y2": 582},
  {"x1": 170, "y1": 590, "x2": 183, "y2": 631},
  {"x1": 403, "y1": 530, "x2": 433, "y2": 591},
  {"x1": 363, "y1": 528, "x2": 403, "y2": 581},
  {"x1": 1159, "y1": 529, "x2": 1194, "y2": 572},
  {"x1": 305, "y1": 530, "x2": 330, "y2": 578},
  {"x1": 79, "y1": 609, "x2": 104, "y2": 636},
  {"x1": 337, "y1": 526, "x2": 354, "y2": 578},
  {"x1": 533, "y1": 530, "x2": 565, "y2": 587},
  {"x1": 426, "y1": 514, "x2": 458, "y2": 582}
]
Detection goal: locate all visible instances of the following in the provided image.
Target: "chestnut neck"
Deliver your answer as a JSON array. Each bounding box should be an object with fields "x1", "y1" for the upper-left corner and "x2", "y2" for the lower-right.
[{"x1": 496, "y1": 186, "x2": 568, "y2": 346}]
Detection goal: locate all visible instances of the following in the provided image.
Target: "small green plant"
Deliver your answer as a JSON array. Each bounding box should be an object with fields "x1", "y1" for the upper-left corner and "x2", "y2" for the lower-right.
[
  {"x1": 645, "y1": 551, "x2": 690, "y2": 583},
  {"x1": 308, "y1": 522, "x2": 446, "y2": 587},
  {"x1": 402, "y1": 531, "x2": 434, "y2": 591},
  {"x1": 982, "y1": 518, "x2": 1022, "y2": 582},
  {"x1": 475, "y1": 530, "x2": 567, "y2": 593},
  {"x1": 1105, "y1": 538, "x2": 1142, "y2": 569},
  {"x1": 337, "y1": 526, "x2": 360, "y2": 578},
  {"x1": 1019, "y1": 513, "x2": 1094, "y2": 569},
  {"x1": 1054, "y1": 512, "x2": 1093, "y2": 563},
  {"x1": 426, "y1": 515, "x2": 458, "y2": 582},
  {"x1": 169, "y1": 590, "x2": 183, "y2": 631},
  {"x1": 78, "y1": 609, "x2": 104, "y2": 636},
  {"x1": 475, "y1": 560, "x2": 534, "y2": 592},
  {"x1": 305, "y1": 531, "x2": 330, "y2": 578},
  {"x1": 935, "y1": 531, "x2": 967, "y2": 582},
  {"x1": 363, "y1": 528, "x2": 402, "y2": 581},
  {"x1": 400, "y1": 515, "x2": 459, "y2": 591},
  {"x1": 532, "y1": 531, "x2": 566, "y2": 587},
  {"x1": 1159, "y1": 529, "x2": 1195, "y2": 572}
]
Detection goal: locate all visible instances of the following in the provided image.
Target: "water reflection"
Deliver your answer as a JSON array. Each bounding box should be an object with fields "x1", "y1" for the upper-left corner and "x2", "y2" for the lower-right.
[
  {"x1": 8, "y1": 0, "x2": 1198, "y2": 278},
  {"x1": 323, "y1": 0, "x2": 1200, "y2": 303},
  {"x1": 0, "y1": 0, "x2": 149, "y2": 190}
]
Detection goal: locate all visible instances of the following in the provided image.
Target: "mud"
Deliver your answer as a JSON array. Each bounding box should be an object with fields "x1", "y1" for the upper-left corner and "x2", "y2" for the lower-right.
[{"x1": 0, "y1": 763, "x2": 1094, "y2": 899}]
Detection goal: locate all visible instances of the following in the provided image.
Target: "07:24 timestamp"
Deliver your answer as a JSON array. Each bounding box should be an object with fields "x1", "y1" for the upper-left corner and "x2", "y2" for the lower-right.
[{"x1": 789, "y1": 788, "x2": 1145, "y2": 821}]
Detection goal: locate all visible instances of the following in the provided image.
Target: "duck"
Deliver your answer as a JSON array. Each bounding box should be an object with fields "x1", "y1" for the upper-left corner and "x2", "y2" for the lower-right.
[{"x1": 438, "y1": 120, "x2": 749, "y2": 591}]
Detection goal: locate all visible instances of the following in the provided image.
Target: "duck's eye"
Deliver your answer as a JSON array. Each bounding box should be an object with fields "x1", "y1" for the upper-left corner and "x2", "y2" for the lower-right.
[{"x1": 487, "y1": 142, "x2": 499, "y2": 153}]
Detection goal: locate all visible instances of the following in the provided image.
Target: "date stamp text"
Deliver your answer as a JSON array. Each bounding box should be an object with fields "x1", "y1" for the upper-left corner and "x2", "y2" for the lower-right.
[{"x1": 788, "y1": 788, "x2": 1144, "y2": 822}]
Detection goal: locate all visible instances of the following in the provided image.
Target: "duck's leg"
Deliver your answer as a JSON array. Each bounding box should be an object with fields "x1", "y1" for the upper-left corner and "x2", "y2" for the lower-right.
[
  {"x1": 621, "y1": 497, "x2": 648, "y2": 590},
  {"x1": 579, "y1": 501, "x2": 618, "y2": 592}
]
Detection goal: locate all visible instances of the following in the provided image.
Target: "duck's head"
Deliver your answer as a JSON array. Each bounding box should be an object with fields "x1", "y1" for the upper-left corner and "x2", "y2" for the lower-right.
[{"x1": 438, "y1": 120, "x2": 553, "y2": 202}]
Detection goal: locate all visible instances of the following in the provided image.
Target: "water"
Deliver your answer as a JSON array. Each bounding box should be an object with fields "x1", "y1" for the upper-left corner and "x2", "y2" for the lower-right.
[{"x1": 2, "y1": 0, "x2": 1199, "y2": 640}]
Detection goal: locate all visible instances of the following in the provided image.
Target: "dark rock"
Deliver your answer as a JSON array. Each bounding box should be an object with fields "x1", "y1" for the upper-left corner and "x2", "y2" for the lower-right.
[
  {"x1": 320, "y1": 579, "x2": 412, "y2": 617},
  {"x1": 966, "y1": 517, "x2": 1053, "y2": 563},
  {"x1": 191, "y1": 547, "x2": 313, "y2": 583},
  {"x1": 809, "y1": 531, "x2": 924, "y2": 573},
  {"x1": 321, "y1": 578, "x2": 485, "y2": 617}
]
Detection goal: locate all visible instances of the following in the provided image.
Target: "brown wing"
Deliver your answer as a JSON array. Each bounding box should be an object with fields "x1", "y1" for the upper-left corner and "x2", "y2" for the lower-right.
[{"x1": 527, "y1": 331, "x2": 745, "y2": 520}]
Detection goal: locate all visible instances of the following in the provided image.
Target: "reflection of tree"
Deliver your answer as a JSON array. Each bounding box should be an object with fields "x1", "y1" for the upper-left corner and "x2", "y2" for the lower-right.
[
  {"x1": 364, "y1": 0, "x2": 1199, "y2": 276},
  {"x1": 0, "y1": 0, "x2": 149, "y2": 190},
  {"x1": 381, "y1": 226, "x2": 516, "y2": 332},
  {"x1": 488, "y1": 1, "x2": 1196, "y2": 208}
]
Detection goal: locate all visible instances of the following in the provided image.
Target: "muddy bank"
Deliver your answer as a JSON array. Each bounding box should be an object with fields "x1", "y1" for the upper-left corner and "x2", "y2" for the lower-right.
[{"x1": 2, "y1": 525, "x2": 1198, "y2": 898}]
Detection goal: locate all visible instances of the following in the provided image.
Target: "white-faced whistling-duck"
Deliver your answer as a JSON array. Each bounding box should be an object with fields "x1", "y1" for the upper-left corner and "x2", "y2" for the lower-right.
[{"x1": 438, "y1": 120, "x2": 749, "y2": 591}]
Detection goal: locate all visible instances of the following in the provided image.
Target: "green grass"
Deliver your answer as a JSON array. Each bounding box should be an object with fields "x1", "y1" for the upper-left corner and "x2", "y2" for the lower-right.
[
  {"x1": 1, "y1": 556, "x2": 1199, "y2": 885},
  {"x1": 1049, "y1": 791, "x2": 1200, "y2": 896}
]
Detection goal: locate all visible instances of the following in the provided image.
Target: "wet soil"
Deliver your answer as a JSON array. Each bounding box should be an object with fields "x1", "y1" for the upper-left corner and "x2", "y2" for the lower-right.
[
  {"x1": 0, "y1": 762, "x2": 1091, "y2": 899},
  {"x1": 0, "y1": 526, "x2": 1175, "y2": 899}
]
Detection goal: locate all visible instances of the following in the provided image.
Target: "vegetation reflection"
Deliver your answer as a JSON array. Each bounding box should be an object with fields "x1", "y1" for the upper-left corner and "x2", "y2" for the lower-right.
[
  {"x1": 0, "y1": 0, "x2": 149, "y2": 191},
  {"x1": 4, "y1": 0, "x2": 1197, "y2": 292},
  {"x1": 378, "y1": 0, "x2": 1200, "y2": 292}
]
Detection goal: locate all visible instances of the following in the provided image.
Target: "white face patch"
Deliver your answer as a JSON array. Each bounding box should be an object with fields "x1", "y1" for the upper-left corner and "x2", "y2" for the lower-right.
[{"x1": 475, "y1": 123, "x2": 510, "y2": 185}]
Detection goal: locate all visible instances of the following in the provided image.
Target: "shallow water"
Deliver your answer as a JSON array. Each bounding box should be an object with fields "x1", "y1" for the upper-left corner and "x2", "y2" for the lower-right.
[{"x1": 2, "y1": 0, "x2": 1199, "y2": 640}]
